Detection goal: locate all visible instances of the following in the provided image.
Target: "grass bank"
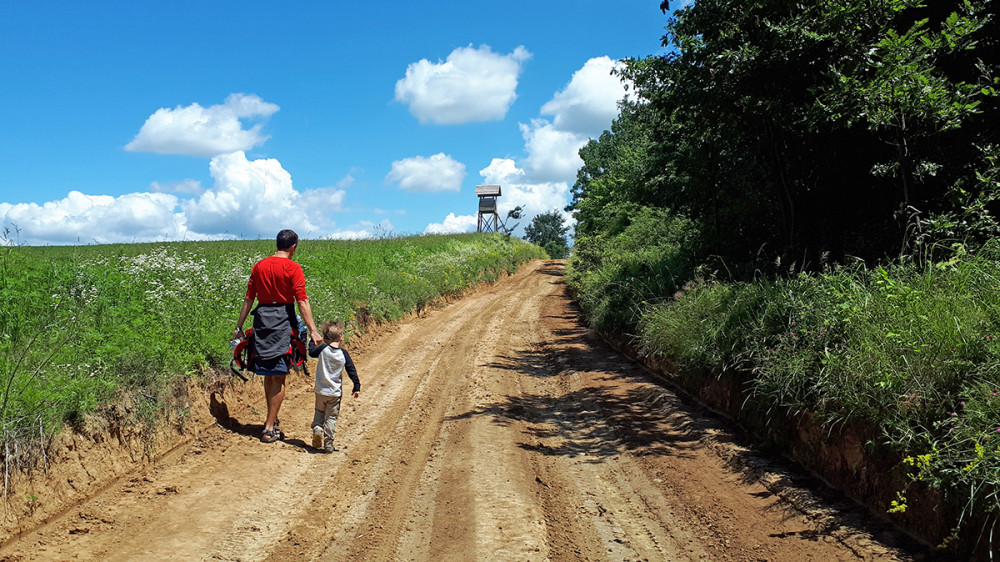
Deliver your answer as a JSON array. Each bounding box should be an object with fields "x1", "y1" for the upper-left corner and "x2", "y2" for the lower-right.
[
  {"x1": 0, "y1": 233, "x2": 545, "y2": 459},
  {"x1": 567, "y1": 240, "x2": 1000, "y2": 555}
]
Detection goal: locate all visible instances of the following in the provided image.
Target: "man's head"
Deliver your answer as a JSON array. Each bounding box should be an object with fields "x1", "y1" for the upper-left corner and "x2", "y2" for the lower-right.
[
  {"x1": 321, "y1": 320, "x2": 344, "y2": 344},
  {"x1": 277, "y1": 229, "x2": 299, "y2": 251}
]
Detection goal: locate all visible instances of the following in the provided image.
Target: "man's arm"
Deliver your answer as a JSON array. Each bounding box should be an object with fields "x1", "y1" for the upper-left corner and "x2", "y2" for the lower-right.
[
  {"x1": 297, "y1": 298, "x2": 324, "y2": 345},
  {"x1": 233, "y1": 297, "x2": 254, "y2": 340}
]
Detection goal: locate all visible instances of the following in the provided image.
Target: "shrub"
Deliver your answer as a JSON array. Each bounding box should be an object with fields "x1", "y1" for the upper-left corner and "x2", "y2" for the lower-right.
[{"x1": 566, "y1": 204, "x2": 700, "y2": 333}]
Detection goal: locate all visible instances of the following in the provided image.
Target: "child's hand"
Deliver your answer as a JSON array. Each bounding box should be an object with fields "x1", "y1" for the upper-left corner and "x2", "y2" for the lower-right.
[{"x1": 352, "y1": 391, "x2": 360, "y2": 398}]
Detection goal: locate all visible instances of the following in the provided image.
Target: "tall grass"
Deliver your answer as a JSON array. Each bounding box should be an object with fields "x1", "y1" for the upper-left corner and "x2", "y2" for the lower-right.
[
  {"x1": 0, "y1": 233, "x2": 545, "y2": 455},
  {"x1": 635, "y1": 242, "x2": 1000, "y2": 538}
]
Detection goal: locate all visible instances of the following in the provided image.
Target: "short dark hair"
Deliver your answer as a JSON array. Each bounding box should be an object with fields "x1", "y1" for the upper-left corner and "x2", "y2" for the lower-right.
[{"x1": 276, "y1": 229, "x2": 298, "y2": 250}]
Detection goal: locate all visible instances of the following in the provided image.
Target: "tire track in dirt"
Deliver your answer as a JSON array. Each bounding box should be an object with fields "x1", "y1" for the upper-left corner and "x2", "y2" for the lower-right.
[
  {"x1": 334, "y1": 264, "x2": 554, "y2": 559},
  {"x1": 0, "y1": 260, "x2": 919, "y2": 561}
]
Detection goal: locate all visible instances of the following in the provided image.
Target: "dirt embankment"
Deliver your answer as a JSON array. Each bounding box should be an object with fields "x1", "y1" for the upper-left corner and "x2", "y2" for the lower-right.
[{"x1": 0, "y1": 260, "x2": 924, "y2": 561}]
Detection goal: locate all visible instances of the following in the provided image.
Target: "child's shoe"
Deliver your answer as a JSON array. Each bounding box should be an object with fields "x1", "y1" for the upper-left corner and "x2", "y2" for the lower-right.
[
  {"x1": 324, "y1": 441, "x2": 337, "y2": 453},
  {"x1": 312, "y1": 429, "x2": 323, "y2": 450}
]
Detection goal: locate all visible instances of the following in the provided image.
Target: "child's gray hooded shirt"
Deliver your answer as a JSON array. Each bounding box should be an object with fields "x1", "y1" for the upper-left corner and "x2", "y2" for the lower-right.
[{"x1": 308, "y1": 342, "x2": 360, "y2": 396}]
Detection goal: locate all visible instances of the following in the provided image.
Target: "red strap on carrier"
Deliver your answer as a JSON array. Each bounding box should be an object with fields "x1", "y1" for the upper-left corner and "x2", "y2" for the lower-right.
[{"x1": 289, "y1": 328, "x2": 307, "y2": 367}]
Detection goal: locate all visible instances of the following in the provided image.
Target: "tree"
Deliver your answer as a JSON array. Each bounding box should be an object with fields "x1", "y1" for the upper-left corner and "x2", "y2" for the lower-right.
[
  {"x1": 524, "y1": 211, "x2": 569, "y2": 258},
  {"x1": 501, "y1": 206, "x2": 523, "y2": 236},
  {"x1": 591, "y1": 0, "x2": 999, "y2": 272},
  {"x1": 815, "y1": 1, "x2": 991, "y2": 254}
]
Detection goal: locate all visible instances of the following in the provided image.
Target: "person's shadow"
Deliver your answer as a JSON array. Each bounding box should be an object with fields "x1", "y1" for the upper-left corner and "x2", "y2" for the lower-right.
[{"x1": 209, "y1": 392, "x2": 320, "y2": 453}]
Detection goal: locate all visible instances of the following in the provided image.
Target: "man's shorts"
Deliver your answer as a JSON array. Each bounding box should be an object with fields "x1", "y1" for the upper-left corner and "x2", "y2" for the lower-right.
[{"x1": 254, "y1": 355, "x2": 290, "y2": 376}]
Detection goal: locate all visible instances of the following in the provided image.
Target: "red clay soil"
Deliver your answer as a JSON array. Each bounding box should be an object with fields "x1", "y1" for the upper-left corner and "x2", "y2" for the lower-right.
[{"x1": 0, "y1": 260, "x2": 924, "y2": 561}]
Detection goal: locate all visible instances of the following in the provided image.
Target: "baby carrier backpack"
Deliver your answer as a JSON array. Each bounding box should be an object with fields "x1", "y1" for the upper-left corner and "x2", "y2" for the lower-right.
[{"x1": 231, "y1": 326, "x2": 309, "y2": 380}]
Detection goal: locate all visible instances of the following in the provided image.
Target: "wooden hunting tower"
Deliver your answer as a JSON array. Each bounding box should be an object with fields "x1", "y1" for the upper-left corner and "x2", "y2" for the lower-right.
[{"x1": 475, "y1": 184, "x2": 502, "y2": 233}]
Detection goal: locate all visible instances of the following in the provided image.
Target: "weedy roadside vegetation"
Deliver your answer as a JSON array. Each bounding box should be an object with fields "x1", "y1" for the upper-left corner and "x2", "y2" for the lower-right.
[
  {"x1": 0, "y1": 233, "x2": 545, "y2": 477},
  {"x1": 573, "y1": 239, "x2": 1000, "y2": 548}
]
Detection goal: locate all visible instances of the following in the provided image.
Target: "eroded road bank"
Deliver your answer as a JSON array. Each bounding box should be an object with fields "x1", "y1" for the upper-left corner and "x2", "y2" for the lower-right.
[{"x1": 1, "y1": 260, "x2": 918, "y2": 561}]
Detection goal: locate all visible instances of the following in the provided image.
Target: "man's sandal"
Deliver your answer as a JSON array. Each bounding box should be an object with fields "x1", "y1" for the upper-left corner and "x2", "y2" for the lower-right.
[{"x1": 261, "y1": 428, "x2": 281, "y2": 443}]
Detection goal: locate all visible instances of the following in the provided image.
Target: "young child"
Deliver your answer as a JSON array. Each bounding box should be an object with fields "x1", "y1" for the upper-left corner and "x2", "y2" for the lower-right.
[{"x1": 308, "y1": 320, "x2": 360, "y2": 452}]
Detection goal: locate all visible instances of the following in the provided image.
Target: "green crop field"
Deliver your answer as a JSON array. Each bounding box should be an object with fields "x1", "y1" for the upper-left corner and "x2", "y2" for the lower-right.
[{"x1": 0, "y1": 233, "x2": 545, "y2": 452}]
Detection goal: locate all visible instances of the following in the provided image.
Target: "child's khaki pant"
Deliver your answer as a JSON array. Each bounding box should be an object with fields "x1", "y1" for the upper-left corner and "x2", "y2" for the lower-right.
[{"x1": 312, "y1": 393, "x2": 342, "y2": 446}]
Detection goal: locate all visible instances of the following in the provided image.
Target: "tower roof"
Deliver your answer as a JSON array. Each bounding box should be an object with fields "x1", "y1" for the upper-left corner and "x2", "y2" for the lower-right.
[{"x1": 475, "y1": 184, "x2": 501, "y2": 197}]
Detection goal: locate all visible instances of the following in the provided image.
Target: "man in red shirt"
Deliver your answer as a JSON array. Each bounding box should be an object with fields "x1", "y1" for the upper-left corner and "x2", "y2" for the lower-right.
[{"x1": 233, "y1": 229, "x2": 324, "y2": 443}]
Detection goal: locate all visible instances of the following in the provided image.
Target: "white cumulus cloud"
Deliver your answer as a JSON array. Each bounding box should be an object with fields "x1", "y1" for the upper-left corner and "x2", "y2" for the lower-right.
[
  {"x1": 520, "y1": 57, "x2": 629, "y2": 183},
  {"x1": 424, "y1": 213, "x2": 478, "y2": 235},
  {"x1": 182, "y1": 151, "x2": 346, "y2": 239},
  {"x1": 395, "y1": 45, "x2": 531, "y2": 125},
  {"x1": 125, "y1": 93, "x2": 280, "y2": 157},
  {"x1": 540, "y1": 56, "x2": 627, "y2": 135},
  {"x1": 520, "y1": 120, "x2": 589, "y2": 185},
  {"x1": 385, "y1": 153, "x2": 466, "y2": 193},
  {"x1": 0, "y1": 191, "x2": 187, "y2": 245},
  {"x1": 1, "y1": 152, "x2": 352, "y2": 245}
]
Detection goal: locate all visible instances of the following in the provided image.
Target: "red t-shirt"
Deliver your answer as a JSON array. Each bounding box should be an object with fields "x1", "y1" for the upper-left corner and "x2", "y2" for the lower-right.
[{"x1": 245, "y1": 256, "x2": 307, "y2": 303}]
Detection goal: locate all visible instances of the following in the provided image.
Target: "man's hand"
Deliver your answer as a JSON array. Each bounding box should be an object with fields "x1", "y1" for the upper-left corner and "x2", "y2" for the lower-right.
[
  {"x1": 233, "y1": 328, "x2": 243, "y2": 340},
  {"x1": 311, "y1": 331, "x2": 324, "y2": 346}
]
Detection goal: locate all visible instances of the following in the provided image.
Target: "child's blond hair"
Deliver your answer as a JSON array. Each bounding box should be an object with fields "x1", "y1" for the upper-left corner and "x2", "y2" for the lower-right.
[{"x1": 320, "y1": 320, "x2": 344, "y2": 343}]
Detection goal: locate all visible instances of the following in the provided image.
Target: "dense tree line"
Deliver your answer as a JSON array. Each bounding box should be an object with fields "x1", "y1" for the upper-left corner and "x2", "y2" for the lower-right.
[{"x1": 570, "y1": 0, "x2": 1000, "y2": 280}]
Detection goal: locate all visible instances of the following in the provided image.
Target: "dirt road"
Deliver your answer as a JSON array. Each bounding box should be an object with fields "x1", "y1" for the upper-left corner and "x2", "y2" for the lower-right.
[{"x1": 1, "y1": 260, "x2": 918, "y2": 561}]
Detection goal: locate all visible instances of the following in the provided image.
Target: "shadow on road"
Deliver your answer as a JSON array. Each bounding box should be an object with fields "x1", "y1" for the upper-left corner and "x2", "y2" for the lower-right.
[
  {"x1": 449, "y1": 385, "x2": 708, "y2": 461},
  {"x1": 535, "y1": 261, "x2": 566, "y2": 277},
  {"x1": 449, "y1": 305, "x2": 727, "y2": 461},
  {"x1": 209, "y1": 392, "x2": 316, "y2": 453}
]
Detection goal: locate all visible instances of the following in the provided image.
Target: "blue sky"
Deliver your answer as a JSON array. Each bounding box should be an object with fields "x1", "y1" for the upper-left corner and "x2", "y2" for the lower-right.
[{"x1": 0, "y1": 1, "x2": 674, "y2": 245}]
